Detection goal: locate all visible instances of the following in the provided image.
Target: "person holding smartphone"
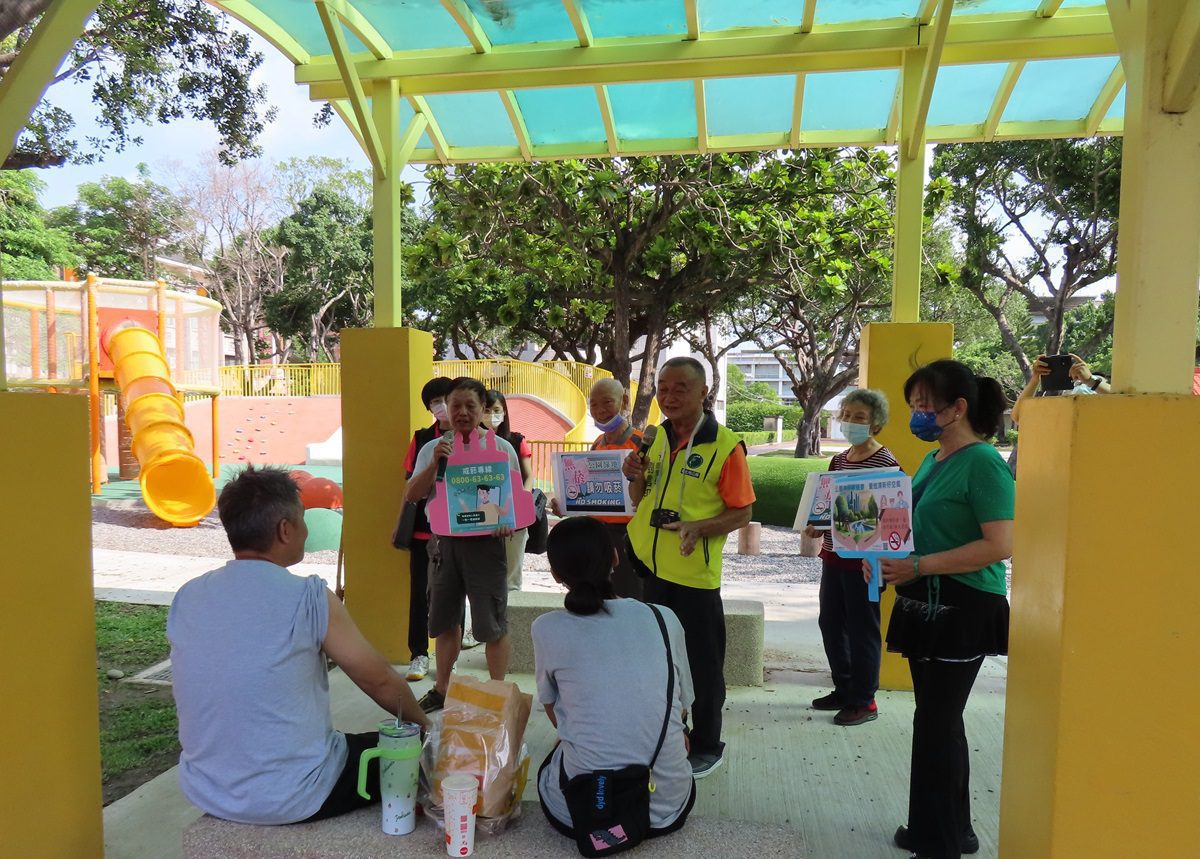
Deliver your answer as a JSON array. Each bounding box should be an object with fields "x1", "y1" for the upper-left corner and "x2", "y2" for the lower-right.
[{"x1": 1009, "y1": 354, "x2": 1110, "y2": 477}]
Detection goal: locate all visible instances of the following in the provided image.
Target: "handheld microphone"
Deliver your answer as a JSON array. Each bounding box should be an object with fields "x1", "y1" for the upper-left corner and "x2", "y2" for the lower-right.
[
  {"x1": 436, "y1": 430, "x2": 454, "y2": 480},
  {"x1": 637, "y1": 424, "x2": 658, "y2": 460}
]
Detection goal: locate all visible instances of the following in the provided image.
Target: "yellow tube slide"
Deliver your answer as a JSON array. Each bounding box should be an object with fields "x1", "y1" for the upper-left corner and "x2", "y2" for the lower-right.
[{"x1": 106, "y1": 326, "x2": 215, "y2": 527}]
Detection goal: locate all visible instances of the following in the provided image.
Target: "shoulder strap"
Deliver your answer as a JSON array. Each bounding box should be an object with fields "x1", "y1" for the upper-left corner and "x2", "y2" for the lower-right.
[{"x1": 647, "y1": 603, "x2": 674, "y2": 771}]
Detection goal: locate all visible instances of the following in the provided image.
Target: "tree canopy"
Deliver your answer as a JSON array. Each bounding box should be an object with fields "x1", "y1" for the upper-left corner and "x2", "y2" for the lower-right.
[
  {"x1": 0, "y1": 170, "x2": 78, "y2": 279},
  {"x1": 1, "y1": 0, "x2": 277, "y2": 171}
]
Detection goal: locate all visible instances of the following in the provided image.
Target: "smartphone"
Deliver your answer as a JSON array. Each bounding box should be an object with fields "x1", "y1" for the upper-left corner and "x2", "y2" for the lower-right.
[{"x1": 1041, "y1": 354, "x2": 1074, "y2": 393}]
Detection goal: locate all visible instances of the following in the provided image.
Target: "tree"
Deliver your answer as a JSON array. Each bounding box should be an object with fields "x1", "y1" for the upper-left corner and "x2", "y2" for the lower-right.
[
  {"x1": 929, "y1": 139, "x2": 1122, "y2": 378},
  {"x1": 0, "y1": 170, "x2": 78, "y2": 279},
  {"x1": 1, "y1": 1, "x2": 277, "y2": 171},
  {"x1": 179, "y1": 159, "x2": 285, "y2": 364},
  {"x1": 47, "y1": 163, "x2": 188, "y2": 278}
]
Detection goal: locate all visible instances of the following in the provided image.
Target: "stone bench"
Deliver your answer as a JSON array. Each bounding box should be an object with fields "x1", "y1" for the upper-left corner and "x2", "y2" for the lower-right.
[
  {"x1": 184, "y1": 802, "x2": 803, "y2": 857},
  {"x1": 506, "y1": 591, "x2": 765, "y2": 687}
]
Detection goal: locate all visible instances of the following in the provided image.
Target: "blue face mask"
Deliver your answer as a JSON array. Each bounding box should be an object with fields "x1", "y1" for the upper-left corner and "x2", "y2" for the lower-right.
[
  {"x1": 842, "y1": 421, "x2": 873, "y2": 446},
  {"x1": 909, "y1": 410, "x2": 943, "y2": 442},
  {"x1": 594, "y1": 413, "x2": 624, "y2": 433}
]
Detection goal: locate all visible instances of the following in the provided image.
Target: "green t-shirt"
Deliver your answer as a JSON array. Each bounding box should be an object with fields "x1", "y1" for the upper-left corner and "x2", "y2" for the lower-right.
[{"x1": 911, "y1": 442, "x2": 1014, "y2": 595}]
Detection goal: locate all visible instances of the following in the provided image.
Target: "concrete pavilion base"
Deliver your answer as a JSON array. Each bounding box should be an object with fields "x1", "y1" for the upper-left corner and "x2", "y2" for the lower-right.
[{"x1": 183, "y1": 802, "x2": 804, "y2": 858}]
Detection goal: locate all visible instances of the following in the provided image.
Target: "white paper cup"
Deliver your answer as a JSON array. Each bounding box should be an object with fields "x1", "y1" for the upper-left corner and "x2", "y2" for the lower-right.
[{"x1": 441, "y1": 773, "x2": 479, "y2": 857}]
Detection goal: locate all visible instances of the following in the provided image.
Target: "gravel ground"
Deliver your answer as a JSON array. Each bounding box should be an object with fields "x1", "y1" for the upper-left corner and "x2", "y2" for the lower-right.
[{"x1": 91, "y1": 506, "x2": 819, "y2": 582}]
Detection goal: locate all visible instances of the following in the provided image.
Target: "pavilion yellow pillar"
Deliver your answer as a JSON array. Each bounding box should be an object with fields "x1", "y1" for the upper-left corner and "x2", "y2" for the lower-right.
[
  {"x1": 339, "y1": 78, "x2": 432, "y2": 659},
  {"x1": 1000, "y1": 3, "x2": 1200, "y2": 855},
  {"x1": 891, "y1": 48, "x2": 927, "y2": 325},
  {"x1": 0, "y1": 394, "x2": 103, "y2": 857},
  {"x1": 859, "y1": 323, "x2": 952, "y2": 691}
]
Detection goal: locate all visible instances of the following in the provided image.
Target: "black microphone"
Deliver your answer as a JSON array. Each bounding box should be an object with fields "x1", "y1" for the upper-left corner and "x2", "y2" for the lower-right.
[
  {"x1": 436, "y1": 430, "x2": 454, "y2": 480},
  {"x1": 637, "y1": 424, "x2": 658, "y2": 459}
]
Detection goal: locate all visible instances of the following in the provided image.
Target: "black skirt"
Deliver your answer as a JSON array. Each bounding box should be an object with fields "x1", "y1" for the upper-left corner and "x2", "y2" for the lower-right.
[{"x1": 886, "y1": 575, "x2": 1009, "y2": 661}]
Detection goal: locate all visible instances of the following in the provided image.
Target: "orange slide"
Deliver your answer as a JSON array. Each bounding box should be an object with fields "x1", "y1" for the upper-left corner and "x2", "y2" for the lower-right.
[{"x1": 105, "y1": 325, "x2": 216, "y2": 527}]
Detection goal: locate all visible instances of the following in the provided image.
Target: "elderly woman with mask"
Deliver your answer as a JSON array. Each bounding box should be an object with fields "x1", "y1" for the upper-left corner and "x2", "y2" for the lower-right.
[{"x1": 551, "y1": 378, "x2": 645, "y2": 599}]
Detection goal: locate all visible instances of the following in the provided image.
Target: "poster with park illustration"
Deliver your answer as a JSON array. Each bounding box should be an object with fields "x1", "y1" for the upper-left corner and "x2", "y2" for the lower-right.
[{"x1": 830, "y1": 471, "x2": 914, "y2": 555}]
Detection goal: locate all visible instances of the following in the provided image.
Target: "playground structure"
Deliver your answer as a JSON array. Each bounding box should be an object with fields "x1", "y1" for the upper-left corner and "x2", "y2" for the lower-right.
[{"x1": 1, "y1": 275, "x2": 222, "y2": 526}]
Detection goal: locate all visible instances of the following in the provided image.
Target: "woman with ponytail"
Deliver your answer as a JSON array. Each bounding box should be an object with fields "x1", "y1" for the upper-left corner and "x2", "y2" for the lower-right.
[
  {"x1": 871, "y1": 359, "x2": 1014, "y2": 859},
  {"x1": 534, "y1": 516, "x2": 697, "y2": 842}
]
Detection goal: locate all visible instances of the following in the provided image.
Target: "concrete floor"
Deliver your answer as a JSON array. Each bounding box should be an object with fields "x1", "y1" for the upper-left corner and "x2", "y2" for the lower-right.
[{"x1": 101, "y1": 599, "x2": 1007, "y2": 859}]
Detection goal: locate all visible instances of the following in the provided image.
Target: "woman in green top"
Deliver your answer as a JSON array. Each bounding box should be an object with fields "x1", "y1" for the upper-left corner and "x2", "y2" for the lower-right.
[{"x1": 872, "y1": 360, "x2": 1014, "y2": 859}]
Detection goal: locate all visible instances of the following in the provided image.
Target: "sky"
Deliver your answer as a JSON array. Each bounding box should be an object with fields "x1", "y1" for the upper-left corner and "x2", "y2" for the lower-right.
[{"x1": 32, "y1": 18, "x2": 425, "y2": 210}]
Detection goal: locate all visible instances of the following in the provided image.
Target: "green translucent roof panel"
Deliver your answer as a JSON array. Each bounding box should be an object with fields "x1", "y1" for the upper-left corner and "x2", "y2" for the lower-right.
[
  {"x1": 515, "y1": 87, "x2": 607, "y2": 146},
  {"x1": 580, "y1": 0, "x2": 688, "y2": 39},
  {"x1": 349, "y1": 0, "x2": 474, "y2": 51},
  {"x1": 463, "y1": 0, "x2": 577, "y2": 46},
  {"x1": 701, "y1": 0, "x2": 804, "y2": 31},
  {"x1": 954, "y1": 0, "x2": 1047, "y2": 14},
  {"x1": 254, "y1": 0, "x2": 365, "y2": 55},
  {"x1": 706, "y1": 75, "x2": 795, "y2": 136},
  {"x1": 802, "y1": 70, "x2": 900, "y2": 131},
  {"x1": 424, "y1": 92, "x2": 518, "y2": 148},
  {"x1": 816, "y1": 0, "x2": 922, "y2": 26},
  {"x1": 927, "y1": 63, "x2": 1011, "y2": 127},
  {"x1": 608, "y1": 81, "x2": 696, "y2": 140},
  {"x1": 397, "y1": 99, "x2": 435, "y2": 150},
  {"x1": 1002, "y1": 57, "x2": 1120, "y2": 122}
]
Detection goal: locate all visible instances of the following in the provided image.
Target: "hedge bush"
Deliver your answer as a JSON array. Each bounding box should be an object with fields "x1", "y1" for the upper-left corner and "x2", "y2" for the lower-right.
[
  {"x1": 745, "y1": 456, "x2": 829, "y2": 527},
  {"x1": 732, "y1": 429, "x2": 800, "y2": 446},
  {"x1": 726, "y1": 402, "x2": 804, "y2": 432}
]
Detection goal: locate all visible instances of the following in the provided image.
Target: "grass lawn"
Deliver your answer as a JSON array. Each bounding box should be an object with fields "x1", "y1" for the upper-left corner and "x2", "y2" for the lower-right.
[
  {"x1": 95, "y1": 602, "x2": 180, "y2": 806},
  {"x1": 746, "y1": 455, "x2": 829, "y2": 527}
]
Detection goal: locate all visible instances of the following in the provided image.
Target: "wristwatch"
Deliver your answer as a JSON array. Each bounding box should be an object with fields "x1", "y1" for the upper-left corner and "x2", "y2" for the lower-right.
[{"x1": 1089, "y1": 375, "x2": 1104, "y2": 391}]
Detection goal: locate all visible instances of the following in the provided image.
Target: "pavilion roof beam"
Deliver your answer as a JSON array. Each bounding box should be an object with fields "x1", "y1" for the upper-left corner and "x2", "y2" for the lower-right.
[
  {"x1": 1163, "y1": 0, "x2": 1200, "y2": 112},
  {"x1": 685, "y1": 0, "x2": 700, "y2": 41},
  {"x1": 330, "y1": 99, "x2": 369, "y2": 157},
  {"x1": 396, "y1": 112, "x2": 430, "y2": 169},
  {"x1": 562, "y1": 0, "x2": 593, "y2": 47},
  {"x1": 220, "y1": 0, "x2": 310, "y2": 63},
  {"x1": 327, "y1": 0, "x2": 391, "y2": 59},
  {"x1": 595, "y1": 85, "x2": 619, "y2": 156},
  {"x1": 985, "y1": 61, "x2": 1025, "y2": 140},
  {"x1": 407, "y1": 95, "x2": 451, "y2": 163},
  {"x1": 695, "y1": 79, "x2": 709, "y2": 153},
  {"x1": 1036, "y1": 0, "x2": 1066, "y2": 17},
  {"x1": 296, "y1": 11, "x2": 1117, "y2": 99},
  {"x1": 499, "y1": 90, "x2": 533, "y2": 160},
  {"x1": 918, "y1": 0, "x2": 939, "y2": 26},
  {"x1": 440, "y1": 0, "x2": 493, "y2": 54},
  {"x1": 885, "y1": 78, "x2": 902, "y2": 144},
  {"x1": 316, "y1": 0, "x2": 388, "y2": 179},
  {"x1": 905, "y1": 0, "x2": 955, "y2": 161},
  {"x1": 1086, "y1": 62, "x2": 1125, "y2": 135},
  {"x1": 801, "y1": 0, "x2": 817, "y2": 34},
  {"x1": 790, "y1": 73, "x2": 806, "y2": 147}
]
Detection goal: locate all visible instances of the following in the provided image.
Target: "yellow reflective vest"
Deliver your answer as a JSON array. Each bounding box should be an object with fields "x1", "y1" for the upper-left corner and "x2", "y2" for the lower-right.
[{"x1": 627, "y1": 415, "x2": 744, "y2": 590}]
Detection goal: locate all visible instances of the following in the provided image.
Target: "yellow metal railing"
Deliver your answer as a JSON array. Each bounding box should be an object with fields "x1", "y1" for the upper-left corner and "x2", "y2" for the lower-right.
[
  {"x1": 215, "y1": 363, "x2": 342, "y2": 397},
  {"x1": 527, "y1": 439, "x2": 593, "y2": 492},
  {"x1": 436, "y1": 359, "x2": 590, "y2": 442}
]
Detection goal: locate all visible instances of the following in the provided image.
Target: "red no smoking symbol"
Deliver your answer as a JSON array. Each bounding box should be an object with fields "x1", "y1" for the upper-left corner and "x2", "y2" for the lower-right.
[{"x1": 888, "y1": 531, "x2": 902, "y2": 550}]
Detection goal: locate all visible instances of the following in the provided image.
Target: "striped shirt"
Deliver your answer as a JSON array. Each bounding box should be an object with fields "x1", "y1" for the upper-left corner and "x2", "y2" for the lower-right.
[{"x1": 820, "y1": 446, "x2": 901, "y2": 556}]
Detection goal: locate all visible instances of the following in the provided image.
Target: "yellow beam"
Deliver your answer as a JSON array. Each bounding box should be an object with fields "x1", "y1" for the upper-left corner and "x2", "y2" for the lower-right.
[
  {"x1": 499, "y1": 89, "x2": 532, "y2": 160},
  {"x1": 218, "y1": 0, "x2": 311, "y2": 63},
  {"x1": 694, "y1": 79, "x2": 708, "y2": 153},
  {"x1": 316, "y1": 0, "x2": 388, "y2": 178},
  {"x1": 801, "y1": 0, "x2": 817, "y2": 34},
  {"x1": 0, "y1": 0, "x2": 101, "y2": 168},
  {"x1": 1163, "y1": 0, "x2": 1200, "y2": 112},
  {"x1": 325, "y1": 0, "x2": 391, "y2": 59},
  {"x1": 1036, "y1": 0, "x2": 1066, "y2": 16},
  {"x1": 561, "y1": 0, "x2": 593, "y2": 47},
  {"x1": 396, "y1": 112, "x2": 430, "y2": 169},
  {"x1": 440, "y1": 0, "x2": 492, "y2": 53},
  {"x1": 985, "y1": 60, "x2": 1025, "y2": 140},
  {"x1": 894, "y1": 47, "x2": 926, "y2": 323},
  {"x1": 918, "y1": 0, "x2": 939, "y2": 25},
  {"x1": 789, "y1": 73, "x2": 806, "y2": 148},
  {"x1": 906, "y1": 0, "x2": 954, "y2": 161},
  {"x1": 408, "y1": 95, "x2": 451, "y2": 162},
  {"x1": 372, "y1": 78, "x2": 403, "y2": 326},
  {"x1": 1086, "y1": 62, "x2": 1125, "y2": 135},
  {"x1": 331, "y1": 99, "x2": 370, "y2": 157},
  {"x1": 685, "y1": 0, "x2": 700, "y2": 40},
  {"x1": 296, "y1": 11, "x2": 1116, "y2": 98},
  {"x1": 885, "y1": 77, "x2": 901, "y2": 144},
  {"x1": 595, "y1": 84, "x2": 619, "y2": 156}
]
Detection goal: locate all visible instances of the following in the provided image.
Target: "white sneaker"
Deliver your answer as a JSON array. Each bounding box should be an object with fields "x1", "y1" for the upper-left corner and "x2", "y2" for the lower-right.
[
  {"x1": 405, "y1": 654, "x2": 429, "y2": 681},
  {"x1": 461, "y1": 629, "x2": 481, "y2": 649}
]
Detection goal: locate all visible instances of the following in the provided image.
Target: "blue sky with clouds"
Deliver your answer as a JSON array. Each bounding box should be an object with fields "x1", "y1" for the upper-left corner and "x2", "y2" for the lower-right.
[{"x1": 31, "y1": 18, "x2": 426, "y2": 210}]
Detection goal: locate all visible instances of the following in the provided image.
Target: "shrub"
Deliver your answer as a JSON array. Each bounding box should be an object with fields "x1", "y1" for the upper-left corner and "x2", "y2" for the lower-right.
[
  {"x1": 745, "y1": 455, "x2": 830, "y2": 527},
  {"x1": 726, "y1": 402, "x2": 804, "y2": 433}
]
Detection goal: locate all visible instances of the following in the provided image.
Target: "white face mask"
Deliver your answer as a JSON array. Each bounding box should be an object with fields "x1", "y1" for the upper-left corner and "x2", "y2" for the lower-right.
[
  {"x1": 489, "y1": 412, "x2": 504, "y2": 428},
  {"x1": 431, "y1": 403, "x2": 448, "y2": 422}
]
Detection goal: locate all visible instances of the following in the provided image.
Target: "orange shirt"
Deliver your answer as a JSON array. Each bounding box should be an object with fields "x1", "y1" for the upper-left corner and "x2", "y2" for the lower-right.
[{"x1": 669, "y1": 434, "x2": 756, "y2": 510}]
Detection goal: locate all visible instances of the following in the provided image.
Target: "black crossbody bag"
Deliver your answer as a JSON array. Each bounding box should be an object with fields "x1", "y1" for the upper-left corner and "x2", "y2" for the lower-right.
[{"x1": 557, "y1": 604, "x2": 675, "y2": 857}]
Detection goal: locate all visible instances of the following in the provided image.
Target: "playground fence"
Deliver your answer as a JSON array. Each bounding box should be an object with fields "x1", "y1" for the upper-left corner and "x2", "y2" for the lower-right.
[{"x1": 527, "y1": 439, "x2": 592, "y2": 492}]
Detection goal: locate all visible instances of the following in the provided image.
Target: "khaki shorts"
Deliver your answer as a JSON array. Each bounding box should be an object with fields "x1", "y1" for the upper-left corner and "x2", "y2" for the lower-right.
[{"x1": 427, "y1": 535, "x2": 508, "y2": 642}]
